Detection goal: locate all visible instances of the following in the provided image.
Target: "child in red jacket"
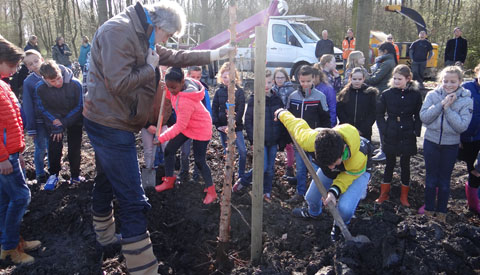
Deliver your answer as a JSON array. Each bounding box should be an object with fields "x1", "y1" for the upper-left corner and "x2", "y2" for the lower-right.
[
  {"x1": 0, "y1": 35, "x2": 41, "y2": 264},
  {"x1": 155, "y1": 67, "x2": 217, "y2": 204}
]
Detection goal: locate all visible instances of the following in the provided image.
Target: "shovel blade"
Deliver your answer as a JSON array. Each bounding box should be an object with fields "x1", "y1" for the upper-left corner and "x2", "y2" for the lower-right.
[
  {"x1": 141, "y1": 168, "x2": 156, "y2": 189},
  {"x1": 351, "y1": 235, "x2": 371, "y2": 243}
]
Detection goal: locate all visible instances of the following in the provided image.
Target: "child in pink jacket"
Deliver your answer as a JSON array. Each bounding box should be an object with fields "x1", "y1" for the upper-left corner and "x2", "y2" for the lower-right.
[{"x1": 155, "y1": 67, "x2": 217, "y2": 204}]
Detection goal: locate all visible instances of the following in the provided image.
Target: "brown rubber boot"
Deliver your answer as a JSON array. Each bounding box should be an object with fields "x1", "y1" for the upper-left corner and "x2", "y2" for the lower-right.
[
  {"x1": 93, "y1": 210, "x2": 120, "y2": 246},
  {"x1": 18, "y1": 237, "x2": 41, "y2": 252},
  {"x1": 155, "y1": 176, "x2": 176, "y2": 193},
  {"x1": 375, "y1": 183, "x2": 390, "y2": 203},
  {"x1": 0, "y1": 245, "x2": 34, "y2": 264},
  {"x1": 122, "y1": 232, "x2": 158, "y2": 275},
  {"x1": 400, "y1": 185, "x2": 410, "y2": 207}
]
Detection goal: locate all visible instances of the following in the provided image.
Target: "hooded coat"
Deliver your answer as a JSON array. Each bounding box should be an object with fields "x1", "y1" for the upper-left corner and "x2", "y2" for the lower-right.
[
  {"x1": 0, "y1": 80, "x2": 25, "y2": 161},
  {"x1": 337, "y1": 84, "x2": 378, "y2": 140},
  {"x1": 376, "y1": 81, "x2": 422, "y2": 156},
  {"x1": 461, "y1": 79, "x2": 480, "y2": 143},
  {"x1": 158, "y1": 78, "x2": 212, "y2": 143},
  {"x1": 34, "y1": 65, "x2": 83, "y2": 134},
  {"x1": 420, "y1": 86, "x2": 473, "y2": 145},
  {"x1": 366, "y1": 54, "x2": 396, "y2": 93},
  {"x1": 212, "y1": 84, "x2": 245, "y2": 132}
]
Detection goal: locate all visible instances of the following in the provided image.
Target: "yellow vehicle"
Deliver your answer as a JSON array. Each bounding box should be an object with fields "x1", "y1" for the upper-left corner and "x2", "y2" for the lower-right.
[{"x1": 369, "y1": 5, "x2": 439, "y2": 79}]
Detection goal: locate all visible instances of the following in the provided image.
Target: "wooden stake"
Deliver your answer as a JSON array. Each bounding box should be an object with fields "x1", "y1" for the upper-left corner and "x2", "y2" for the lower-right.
[
  {"x1": 217, "y1": 0, "x2": 236, "y2": 270},
  {"x1": 251, "y1": 26, "x2": 267, "y2": 264}
]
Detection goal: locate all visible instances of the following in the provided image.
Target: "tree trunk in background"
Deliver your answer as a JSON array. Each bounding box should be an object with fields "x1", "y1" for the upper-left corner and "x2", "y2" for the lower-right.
[
  {"x1": 200, "y1": 0, "x2": 209, "y2": 43},
  {"x1": 16, "y1": 0, "x2": 23, "y2": 47},
  {"x1": 70, "y1": 0, "x2": 79, "y2": 58},
  {"x1": 89, "y1": 0, "x2": 96, "y2": 27},
  {"x1": 107, "y1": 0, "x2": 113, "y2": 19},
  {"x1": 97, "y1": 0, "x2": 108, "y2": 27},
  {"x1": 351, "y1": 0, "x2": 358, "y2": 36},
  {"x1": 356, "y1": 0, "x2": 373, "y2": 67}
]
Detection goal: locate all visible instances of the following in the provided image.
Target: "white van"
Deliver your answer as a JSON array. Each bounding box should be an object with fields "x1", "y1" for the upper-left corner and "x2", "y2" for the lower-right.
[{"x1": 235, "y1": 15, "x2": 343, "y2": 81}]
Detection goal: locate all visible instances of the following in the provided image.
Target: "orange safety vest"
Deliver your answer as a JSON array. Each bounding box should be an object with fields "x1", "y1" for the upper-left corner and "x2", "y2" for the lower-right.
[
  {"x1": 342, "y1": 37, "x2": 356, "y2": 59},
  {"x1": 392, "y1": 42, "x2": 400, "y2": 62}
]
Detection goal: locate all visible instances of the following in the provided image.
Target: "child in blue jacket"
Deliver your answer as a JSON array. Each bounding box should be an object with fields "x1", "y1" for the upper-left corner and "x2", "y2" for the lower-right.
[
  {"x1": 22, "y1": 50, "x2": 49, "y2": 183},
  {"x1": 35, "y1": 60, "x2": 83, "y2": 190}
]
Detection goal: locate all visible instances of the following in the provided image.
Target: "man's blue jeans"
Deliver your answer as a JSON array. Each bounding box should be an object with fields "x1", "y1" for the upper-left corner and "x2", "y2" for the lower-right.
[
  {"x1": 240, "y1": 145, "x2": 278, "y2": 194},
  {"x1": 305, "y1": 168, "x2": 370, "y2": 224},
  {"x1": 33, "y1": 123, "x2": 49, "y2": 177},
  {"x1": 219, "y1": 131, "x2": 247, "y2": 181},
  {"x1": 84, "y1": 118, "x2": 151, "y2": 239},
  {"x1": 0, "y1": 153, "x2": 31, "y2": 250},
  {"x1": 423, "y1": 139, "x2": 458, "y2": 213},
  {"x1": 294, "y1": 149, "x2": 318, "y2": 196}
]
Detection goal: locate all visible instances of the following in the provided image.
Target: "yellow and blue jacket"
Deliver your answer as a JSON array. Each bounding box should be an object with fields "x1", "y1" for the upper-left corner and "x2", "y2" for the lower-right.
[{"x1": 278, "y1": 110, "x2": 368, "y2": 197}]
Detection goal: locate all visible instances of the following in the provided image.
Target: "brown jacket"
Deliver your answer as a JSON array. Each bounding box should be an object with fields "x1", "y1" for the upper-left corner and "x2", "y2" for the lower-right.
[{"x1": 83, "y1": 4, "x2": 211, "y2": 132}]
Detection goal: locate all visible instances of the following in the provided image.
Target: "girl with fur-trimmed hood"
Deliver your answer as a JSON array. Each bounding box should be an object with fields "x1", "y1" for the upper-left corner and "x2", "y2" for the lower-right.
[
  {"x1": 376, "y1": 65, "x2": 423, "y2": 207},
  {"x1": 337, "y1": 67, "x2": 378, "y2": 141}
]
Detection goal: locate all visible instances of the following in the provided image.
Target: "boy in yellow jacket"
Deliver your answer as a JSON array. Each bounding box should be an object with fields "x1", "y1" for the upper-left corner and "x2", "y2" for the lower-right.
[{"x1": 275, "y1": 109, "x2": 371, "y2": 241}]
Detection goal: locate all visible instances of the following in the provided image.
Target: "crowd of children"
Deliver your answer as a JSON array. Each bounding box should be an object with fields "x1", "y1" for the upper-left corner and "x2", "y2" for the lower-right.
[{"x1": 1, "y1": 28, "x2": 480, "y2": 266}]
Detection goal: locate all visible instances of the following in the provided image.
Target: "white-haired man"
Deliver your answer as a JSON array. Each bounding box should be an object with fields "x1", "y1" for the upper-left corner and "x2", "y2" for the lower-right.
[{"x1": 83, "y1": 1, "x2": 231, "y2": 274}]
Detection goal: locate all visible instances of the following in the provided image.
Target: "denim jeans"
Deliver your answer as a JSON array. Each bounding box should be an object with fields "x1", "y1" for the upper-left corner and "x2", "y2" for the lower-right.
[
  {"x1": 411, "y1": 61, "x2": 427, "y2": 83},
  {"x1": 164, "y1": 133, "x2": 213, "y2": 187},
  {"x1": 33, "y1": 123, "x2": 49, "y2": 177},
  {"x1": 0, "y1": 153, "x2": 31, "y2": 250},
  {"x1": 305, "y1": 168, "x2": 369, "y2": 223},
  {"x1": 219, "y1": 131, "x2": 247, "y2": 181},
  {"x1": 423, "y1": 139, "x2": 458, "y2": 213},
  {"x1": 180, "y1": 138, "x2": 200, "y2": 178},
  {"x1": 294, "y1": 149, "x2": 318, "y2": 195},
  {"x1": 84, "y1": 118, "x2": 151, "y2": 239},
  {"x1": 240, "y1": 145, "x2": 278, "y2": 194}
]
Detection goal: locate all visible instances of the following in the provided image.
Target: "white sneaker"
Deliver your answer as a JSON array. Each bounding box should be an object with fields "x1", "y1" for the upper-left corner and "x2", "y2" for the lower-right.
[
  {"x1": 372, "y1": 151, "x2": 386, "y2": 161},
  {"x1": 44, "y1": 175, "x2": 58, "y2": 190}
]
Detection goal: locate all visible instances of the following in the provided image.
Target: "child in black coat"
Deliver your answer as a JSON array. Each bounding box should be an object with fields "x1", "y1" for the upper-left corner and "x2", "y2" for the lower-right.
[
  {"x1": 233, "y1": 70, "x2": 285, "y2": 201},
  {"x1": 375, "y1": 64, "x2": 423, "y2": 207}
]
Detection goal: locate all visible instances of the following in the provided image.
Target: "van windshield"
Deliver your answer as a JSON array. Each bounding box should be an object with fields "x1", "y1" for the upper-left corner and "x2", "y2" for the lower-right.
[{"x1": 290, "y1": 23, "x2": 319, "y2": 43}]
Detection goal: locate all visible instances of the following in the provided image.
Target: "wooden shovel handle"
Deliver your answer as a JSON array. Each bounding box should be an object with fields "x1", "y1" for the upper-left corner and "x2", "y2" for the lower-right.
[
  {"x1": 155, "y1": 80, "x2": 168, "y2": 139},
  {"x1": 289, "y1": 135, "x2": 354, "y2": 241}
]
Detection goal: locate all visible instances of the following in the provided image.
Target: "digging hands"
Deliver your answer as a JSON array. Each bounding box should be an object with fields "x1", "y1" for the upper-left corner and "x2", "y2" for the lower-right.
[
  {"x1": 322, "y1": 192, "x2": 337, "y2": 207},
  {"x1": 274, "y1": 108, "x2": 287, "y2": 121},
  {"x1": 147, "y1": 48, "x2": 160, "y2": 69}
]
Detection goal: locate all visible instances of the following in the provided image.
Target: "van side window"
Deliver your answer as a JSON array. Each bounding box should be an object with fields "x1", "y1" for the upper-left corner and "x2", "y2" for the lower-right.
[{"x1": 272, "y1": 24, "x2": 301, "y2": 47}]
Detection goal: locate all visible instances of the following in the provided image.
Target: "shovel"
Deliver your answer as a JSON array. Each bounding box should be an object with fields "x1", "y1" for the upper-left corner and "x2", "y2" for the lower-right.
[
  {"x1": 289, "y1": 134, "x2": 370, "y2": 243},
  {"x1": 141, "y1": 81, "x2": 168, "y2": 189}
]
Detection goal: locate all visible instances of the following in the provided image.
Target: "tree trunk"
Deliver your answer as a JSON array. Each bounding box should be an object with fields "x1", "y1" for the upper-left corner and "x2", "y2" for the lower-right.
[
  {"x1": 217, "y1": 0, "x2": 236, "y2": 271},
  {"x1": 355, "y1": 0, "x2": 373, "y2": 67},
  {"x1": 97, "y1": 0, "x2": 108, "y2": 27},
  {"x1": 16, "y1": 0, "x2": 23, "y2": 47},
  {"x1": 200, "y1": 0, "x2": 209, "y2": 42}
]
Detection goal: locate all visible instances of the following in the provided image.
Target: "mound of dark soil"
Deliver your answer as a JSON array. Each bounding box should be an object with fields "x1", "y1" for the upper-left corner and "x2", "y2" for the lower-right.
[{"x1": 2, "y1": 133, "x2": 479, "y2": 274}]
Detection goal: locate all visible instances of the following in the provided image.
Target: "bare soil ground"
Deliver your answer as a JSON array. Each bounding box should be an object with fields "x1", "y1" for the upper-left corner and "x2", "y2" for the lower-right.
[{"x1": 1, "y1": 127, "x2": 479, "y2": 275}]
